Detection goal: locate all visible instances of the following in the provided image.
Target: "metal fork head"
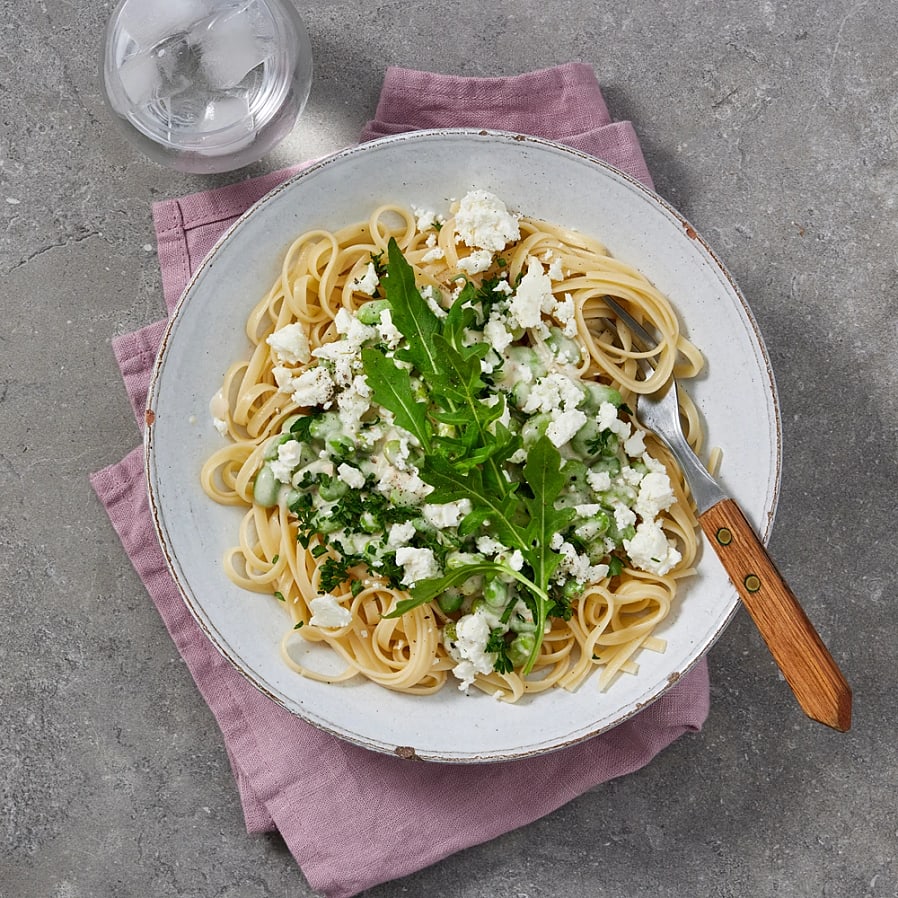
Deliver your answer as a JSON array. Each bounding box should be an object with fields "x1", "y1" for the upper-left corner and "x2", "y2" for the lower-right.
[{"x1": 589, "y1": 295, "x2": 725, "y2": 513}]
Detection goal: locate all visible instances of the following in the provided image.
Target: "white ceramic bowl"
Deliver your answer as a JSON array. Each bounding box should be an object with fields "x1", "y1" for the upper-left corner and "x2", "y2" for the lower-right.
[{"x1": 145, "y1": 129, "x2": 781, "y2": 762}]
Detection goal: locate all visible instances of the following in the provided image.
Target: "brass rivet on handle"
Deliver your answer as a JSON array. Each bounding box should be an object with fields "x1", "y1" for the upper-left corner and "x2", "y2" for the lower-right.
[
  {"x1": 716, "y1": 527, "x2": 733, "y2": 546},
  {"x1": 744, "y1": 574, "x2": 761, "y2": 593}
]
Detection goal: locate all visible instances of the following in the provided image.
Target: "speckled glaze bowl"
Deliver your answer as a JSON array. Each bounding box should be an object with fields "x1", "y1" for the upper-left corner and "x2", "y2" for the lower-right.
[{"x1": 145, "y1": 129, "x2": 781, "y2": 762}]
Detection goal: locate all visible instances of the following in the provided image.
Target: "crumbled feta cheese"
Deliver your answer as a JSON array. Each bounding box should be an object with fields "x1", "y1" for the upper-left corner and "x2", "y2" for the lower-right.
[
  {"x1": 642, "y1": 452, "x2": 668, "y2": 475},
  {"x1": 493, "y1": 278, "x2": 513, "y2": 296},
  {"x1": 395, "y1": 546, "x2": 440, "y2": 586},
  {"x1": 484, "y1": 315, "x2": 514, "y2": 353},
  {"x1": 312, "y1": 309, "x2": 375, "y2": 386},
  {"x1": 420, "y1": 284, "x2": 448, "y2": 318},
  {"x1": 624, "y1": 429, "x2": 647, "y2": 457},
  {"x1": 476, "y1": 535, "x2": 506, "y2": 556},
  {"x1": 521, "y1": 372, "x2": 584, "y2": 414},
  {"x1": 336, "y1": 462, "x2": 366, "y2": 490},
  {"x1": 624, "y1": 520, "x2": 682, "y2": 575},
  {"x1": 290, "y1": 366, "x2": 335, "y2": 407},
  {"x1": 309, "y1": 594, "x2": 352, "y2": 629},
  {"x1": 421, "y1": 246, "x2": 445, "y2": 262},
  {"x1": 266, "y1": 322, "x2": 311, "y2": 364},
  {"x1": 634, "y1": 471, "x2": 676, "y2": 519},
  {"x1": 272, "y1": 365, "x2": 296, "y2": 391},
  {"x1": 336, "y1": 374, "x2": 372, "y2": 435},
  {"x1": 446, "y1": 610, "x2": 495, "y2": 691},
  {"x1": 376, "y1": 463, "x2": 432, "y2": 503},
  {"x1": 270, "y1": 440, "x2": 303, "y2": 483},
  {"x1": 613, "y1": 501, "x2": 637, "y2": 532},
  {"x1": 212, "y1": 416, "x2": 228, "y2": 436},
  {"x1": 454, "y1": 190, "x2": 521, "y2": 252},
  {"x1": 547, "y1": 408, "x2": 587, "y2": 448},
  {"x1": 587, "y1": 469, "x2": 612, "y2": 492},
  {"x1": 596, "y1": 401, "x2": 631, "y2": 438},
  {"x1": 507, "y1": 550, "x2": 525, "y2": 571},
  {"x1": 353, "y1": 262, "x2": 380, "y2": 296},
  {"x1": 376, "y1": 310, "x2": 403, "y2": 349},
  {"x1": 510, "y1": 257, "x2": 553, "y2": 330},
  {"x1": 554, "y1": 539, "x2": 609, "y2": 585},
  {"x1": 547, "y1": 255, "x2": 565, "y2": 281},
  {"x1": 423, "y1": 499, "x2": 471, "y2": 529},
  {"x1": 621, "y1": 465, "x2": 645, "y2": 487},
  {"x1": 387, "y1": 520, "x2": 416, "y2": 548},
  {"x1": 552, "y1": 292, "x2": 578, "y2": 337},
  {"x1": 413, "y1": 206, "x2": 437, "y2": 232},
  {"x1": 457, "y1": 249, "x2": 493, "y2": 275}
]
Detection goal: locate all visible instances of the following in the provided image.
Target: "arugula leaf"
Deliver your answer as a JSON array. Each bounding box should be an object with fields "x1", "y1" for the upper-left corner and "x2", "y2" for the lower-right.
[
  {"x1": 382, "y1": 237, "x2": 442, "y2": 379},
  {"x1": 422, "y1": 455, "x2": 526, "y2": 554},
  {"x1": 359, "y1": 241, "x2": 576, "y2": 678},
  {"x1": 384, "y1": 561, "x2": 506, "y2": 618},
  {"x1": 360, "y1": 346, "x2": 432, "y2": 450},
  {"x1": 516, "y1": 436, "x2": 576, "y2": 671},
  {"x1": 521, "y1": 437, "x2": 576, "y2": 585}
]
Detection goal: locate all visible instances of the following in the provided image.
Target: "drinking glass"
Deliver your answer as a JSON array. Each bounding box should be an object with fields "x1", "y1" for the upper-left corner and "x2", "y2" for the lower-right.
[{"x1": 101, "y1": 0, "x2": 313, "y2": 174}]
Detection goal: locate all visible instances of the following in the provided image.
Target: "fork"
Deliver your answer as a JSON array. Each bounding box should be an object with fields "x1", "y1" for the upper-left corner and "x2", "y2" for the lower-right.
[{"x1": 593, "y1": 296, "x2": 852, "y2": 732}]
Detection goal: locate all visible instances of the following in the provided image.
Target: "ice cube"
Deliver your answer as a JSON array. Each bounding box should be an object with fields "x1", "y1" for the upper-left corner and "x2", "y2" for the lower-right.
[
  {"x1": 117, "y1": 49, "x2": 160, "y2": 106},
  {"x1": 194, "y1": 92, "x2": 257, "y2": 155},
  {"x1": 198, "y1": 92, "x2": 254, "y2": 133},
  {"x1": 120, "y1": 0, "x2": 214, "y2": 50},
  {"x1": 151, "y1": 31, "x2": 197, "y2": 95},
  {"x1": 193, "y1": 0, "x2": 275, "y2": 89}
]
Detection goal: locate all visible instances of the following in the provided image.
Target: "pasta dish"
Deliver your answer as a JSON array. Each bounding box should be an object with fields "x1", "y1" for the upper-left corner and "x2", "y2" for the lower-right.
[{"x1": 200, "y1": 189, "x2": 706, "y2": 701}]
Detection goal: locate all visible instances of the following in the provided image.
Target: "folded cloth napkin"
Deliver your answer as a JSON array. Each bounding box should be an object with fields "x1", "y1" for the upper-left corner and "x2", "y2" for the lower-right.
[{"x1": 91, "y1": 63, "x2": 710, "y2": 898}]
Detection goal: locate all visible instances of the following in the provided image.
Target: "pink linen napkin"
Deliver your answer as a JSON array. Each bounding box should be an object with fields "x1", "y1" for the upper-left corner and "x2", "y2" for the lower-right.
[{"x1": 91, "y1": 63, "x2": 710, "y2": 898}]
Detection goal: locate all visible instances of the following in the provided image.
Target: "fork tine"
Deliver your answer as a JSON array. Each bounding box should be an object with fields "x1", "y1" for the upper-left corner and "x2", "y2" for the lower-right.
[{"x1": 601, "y1": 295, "x2": 660, "y2": 354}]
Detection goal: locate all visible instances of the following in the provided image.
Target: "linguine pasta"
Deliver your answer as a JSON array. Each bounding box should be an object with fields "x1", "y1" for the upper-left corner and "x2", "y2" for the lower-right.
[{"x1": 200, "y1": 191, "x2": 706, "y2": 701}]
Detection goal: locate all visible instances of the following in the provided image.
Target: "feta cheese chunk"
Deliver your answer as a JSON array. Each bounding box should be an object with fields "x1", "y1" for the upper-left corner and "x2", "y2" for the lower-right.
[
  {"x1": 353, "y1": 262, "x2": 380, "y2": 296},
  {"x1": 521, "y1": 372, "x2": 584, "y2": 415},
  {"x1": 634, "y1": 471, "x2": 676, "y2": 520},
  {"x1": 387, "y1": 520, "x2": 416, "y2": 548},
  {"x1": 624, "y1": 520, "x2": 682, "y2": 576},
  {"x1": 546, "y1": 408, "x2": 587, "y2": 448},
  {"x1": 289, "y1": 366, "x2": 335, "y2": 408},
  {"x1": 510, "y1": 257, "x2": 553, "y2": 330},
  {"x1": 457, "y1": 249, "x2": 493, "y2": 275},
  {"x1": 423, "y1": 499, "x2": 471, "y2": 529},
  {"x1": 446, "y1": 610, "x2": 496, "y2": 691},
  {"x1": 421, "y1": 246, "x2": 445, "y2": 262},
  {"x1": 454, "y1": 190, "x2": 521, "y2": 252},
  {"x1": 336, "y1": 462, "x2": 366, "y2": 490},
  {"x1": 309, "y1": 594, "x2": 352, "y2": 629},
  {"x1": 395, "y1": 546, "x2": 440, "y2": 587},
  {"x1": 266, "y1": 322, "x2": 311, "y2": 364},
  {"x1": 270, "y1": 440, "x2": 303, "y2": 484}
]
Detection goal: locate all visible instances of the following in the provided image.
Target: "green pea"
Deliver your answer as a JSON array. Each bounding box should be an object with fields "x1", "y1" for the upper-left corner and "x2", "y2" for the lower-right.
[
  {"x1": 438, "y1": 590, "x2": 464, "y2": 614},
  {"x1": 507, "y1": 632, "x2": 536, "y2": 667},
  {"x1": 252, "y1": 464, "x2": 281, "y2": 508},
  {"x1": 483, "y1": 578, "x2": 509, "y2": 609},
  {"x1": 357, "y1": 298, "x2": 392, "y2": 325}
]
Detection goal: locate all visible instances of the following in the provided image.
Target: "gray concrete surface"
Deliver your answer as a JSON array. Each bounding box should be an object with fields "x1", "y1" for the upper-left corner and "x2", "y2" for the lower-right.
[{"x1": 2, "y1": 1, "x2": 896, "y2": 896}]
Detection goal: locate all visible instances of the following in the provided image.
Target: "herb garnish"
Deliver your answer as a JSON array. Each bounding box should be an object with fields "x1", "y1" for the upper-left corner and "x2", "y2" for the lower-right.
[{"x1": 370, "y1": 238, "x2": 574, "y2": 673}]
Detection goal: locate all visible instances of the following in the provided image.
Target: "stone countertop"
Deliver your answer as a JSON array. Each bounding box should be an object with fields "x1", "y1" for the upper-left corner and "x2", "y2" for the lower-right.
[{"x1": 2, "y1": 2, "x2": 895, "y2": 896}]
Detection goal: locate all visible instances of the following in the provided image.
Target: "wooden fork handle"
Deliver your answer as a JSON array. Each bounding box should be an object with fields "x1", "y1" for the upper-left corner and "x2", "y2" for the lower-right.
[{"x1": 699, "y1": 498, "x2": 852, "y2": 732}]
